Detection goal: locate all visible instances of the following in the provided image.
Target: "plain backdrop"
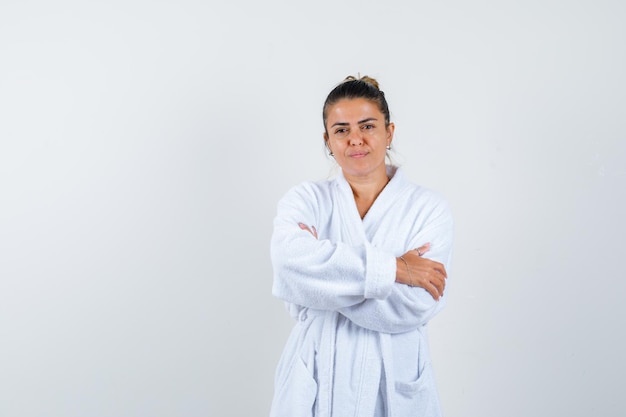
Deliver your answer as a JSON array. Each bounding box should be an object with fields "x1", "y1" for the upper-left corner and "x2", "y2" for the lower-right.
[{"x1": 1, "y1": 0, "x2": 624, "y2": 416}]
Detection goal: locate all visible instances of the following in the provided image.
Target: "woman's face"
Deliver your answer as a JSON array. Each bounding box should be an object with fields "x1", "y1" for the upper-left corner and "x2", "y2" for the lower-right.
[{"x1": 324, "y1": 98, "x2": 394, "y2": 180}]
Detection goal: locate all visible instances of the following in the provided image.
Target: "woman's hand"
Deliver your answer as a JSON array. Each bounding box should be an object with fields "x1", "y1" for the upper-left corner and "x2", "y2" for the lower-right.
[
  {"x1": 298, "y1": 223, "x2": 318, "y2": 239},
  {"x1": 396, "y1": 243, "x2": 447, "y2": 301}
]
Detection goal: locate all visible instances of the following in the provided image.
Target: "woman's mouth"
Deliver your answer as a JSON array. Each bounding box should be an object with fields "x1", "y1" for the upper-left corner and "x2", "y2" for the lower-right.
[{"x1": 349, "y1": 151, "x2": 368, "y2": 158}]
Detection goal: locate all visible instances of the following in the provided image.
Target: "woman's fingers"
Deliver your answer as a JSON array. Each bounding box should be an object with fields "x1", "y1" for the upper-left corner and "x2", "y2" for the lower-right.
[
  {"x1": 424, "y1": 281, "x2": 440, "y2": 300},
  {"x1": 433, "y1": 261, "x2": 447, "y2": 279},
  {"x1": 415, "y1": 271, "x2": 445, "y2": 300},
  {"x1": 410, "y1": 254, "x2": 447, "y2": 280},
  {"x1": 419, "y1": 255, "x2": 447, "y2": 279},
  {"x1": 414, "y1": 242, "x2": 431, "y2": 257},
  {"x1": 298, "y1": 223, "x2": 318, "y2": 239},
  {"x1": 431, "y1": 273, "x2": 445, "y2": 297}
]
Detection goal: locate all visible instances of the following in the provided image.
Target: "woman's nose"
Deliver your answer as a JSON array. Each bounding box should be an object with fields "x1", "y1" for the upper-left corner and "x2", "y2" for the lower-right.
[{"x1": 348, "y1": 130, "x2": 363, "y2": 145}]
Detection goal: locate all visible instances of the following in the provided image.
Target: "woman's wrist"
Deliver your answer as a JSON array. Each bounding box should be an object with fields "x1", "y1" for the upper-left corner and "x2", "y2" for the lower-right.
[{"x1": 395, "y1": 257, "x2": 409, "y2": 285}]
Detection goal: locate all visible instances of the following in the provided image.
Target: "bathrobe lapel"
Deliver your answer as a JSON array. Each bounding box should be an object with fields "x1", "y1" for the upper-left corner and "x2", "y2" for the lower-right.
[
  {"x1": 333, "y1": 172, "x2": 368, "y2": 246},
  {"x1": 330, "y1": 169, "x2": 408, "y2": 416},
  {"x1": 332, "y1": 167, "x2": 414, "y2": 416}
]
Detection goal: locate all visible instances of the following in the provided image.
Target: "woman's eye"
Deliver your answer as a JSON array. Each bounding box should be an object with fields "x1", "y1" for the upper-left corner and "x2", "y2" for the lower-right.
[
  {"x1": 362, "y1": 124, "x2": 374, "y2": 130},
  {"x1": 335, "y1": 128, "x2": 348, "y2": 135}
]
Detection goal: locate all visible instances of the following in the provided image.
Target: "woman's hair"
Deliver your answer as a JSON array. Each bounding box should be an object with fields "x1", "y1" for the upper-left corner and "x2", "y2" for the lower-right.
[{"x1": 322, "y1": 75, "x2": 391, "y2": 132}]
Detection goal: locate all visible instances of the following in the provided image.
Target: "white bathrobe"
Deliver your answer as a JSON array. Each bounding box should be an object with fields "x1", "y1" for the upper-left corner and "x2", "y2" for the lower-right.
[{"x1": 270, "y1": 166, "x2": 454, "y2": 417}]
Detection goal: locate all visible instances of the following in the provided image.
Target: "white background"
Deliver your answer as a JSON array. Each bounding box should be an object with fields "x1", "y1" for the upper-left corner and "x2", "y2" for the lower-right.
[{"x1": 1, "y1": 0, "x2": 624, "y2": 416}]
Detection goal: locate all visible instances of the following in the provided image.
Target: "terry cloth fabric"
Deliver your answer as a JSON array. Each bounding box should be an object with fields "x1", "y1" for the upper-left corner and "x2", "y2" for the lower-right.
[{"x1": 270, "y1": 165, "x2": 454, "y2": 417}]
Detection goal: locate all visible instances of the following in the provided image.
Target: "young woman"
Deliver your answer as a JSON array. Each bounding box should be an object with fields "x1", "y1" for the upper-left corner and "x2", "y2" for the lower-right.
[{"x1": 270, "y1": 75, "x2": 453, "y2": 417}]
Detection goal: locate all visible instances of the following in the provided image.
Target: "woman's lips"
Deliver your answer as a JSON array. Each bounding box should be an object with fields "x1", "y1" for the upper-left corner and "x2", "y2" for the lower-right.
[{"x1": 349, "y1": 151, "x2": 368, "y2": 158}]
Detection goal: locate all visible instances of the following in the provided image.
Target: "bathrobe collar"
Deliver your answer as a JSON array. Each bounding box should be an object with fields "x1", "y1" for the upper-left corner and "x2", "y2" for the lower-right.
[{"x1": 334, "y1": 165, "x2": 409, "y2": 228}]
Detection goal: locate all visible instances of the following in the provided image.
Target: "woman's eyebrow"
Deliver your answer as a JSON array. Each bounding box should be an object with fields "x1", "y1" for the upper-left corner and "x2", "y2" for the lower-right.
[{"x1": 331, "y1": 117, "x2": 378, "y2": 128}]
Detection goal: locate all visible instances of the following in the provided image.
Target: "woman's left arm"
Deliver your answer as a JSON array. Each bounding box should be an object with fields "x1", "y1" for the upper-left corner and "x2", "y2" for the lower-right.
[{"x1": 337, "y1": 205, "x2": 454, "y2": 334}]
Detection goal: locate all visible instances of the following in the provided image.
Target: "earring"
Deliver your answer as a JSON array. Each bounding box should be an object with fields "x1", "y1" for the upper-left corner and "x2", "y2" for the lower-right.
[
  {"x1": 386, "y1": 145, "x2": 391, "y2": 150},
  {"x1": 329, "y1": 151, "x2": 334, "y2": 157}
]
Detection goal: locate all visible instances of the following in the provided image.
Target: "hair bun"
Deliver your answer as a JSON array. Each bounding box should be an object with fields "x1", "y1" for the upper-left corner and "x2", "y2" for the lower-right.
[{"x1": 342, "y1": 74, "x2": 380, "y2": 90}]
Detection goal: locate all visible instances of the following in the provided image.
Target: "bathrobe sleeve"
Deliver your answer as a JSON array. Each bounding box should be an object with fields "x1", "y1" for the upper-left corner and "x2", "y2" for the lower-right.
[
  {"x1": 271, "y1": 183, "x2": 397, "y2": 311},
  {"x1": 337, "y1": 198, "x2": 454, "y2": 334}
]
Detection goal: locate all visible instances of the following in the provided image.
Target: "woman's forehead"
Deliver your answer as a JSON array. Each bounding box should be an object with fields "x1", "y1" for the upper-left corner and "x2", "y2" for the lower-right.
[{"x1": 326, "y1": 98, "x2": 382, "y2": 121}]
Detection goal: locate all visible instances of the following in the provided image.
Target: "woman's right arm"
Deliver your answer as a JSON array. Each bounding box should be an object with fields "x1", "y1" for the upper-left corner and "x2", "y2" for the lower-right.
[{"x1": 270, "y1": 185, "x2": 397, "y2": 311}]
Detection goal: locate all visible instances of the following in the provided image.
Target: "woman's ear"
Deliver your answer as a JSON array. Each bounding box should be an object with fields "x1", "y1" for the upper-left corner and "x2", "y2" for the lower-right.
[
  {"x1": 386, "y1": 122, "x2": 395, "y2": 145},
  {"x1": 323, "y1": 132, "x2": 331, "y2": 154}
]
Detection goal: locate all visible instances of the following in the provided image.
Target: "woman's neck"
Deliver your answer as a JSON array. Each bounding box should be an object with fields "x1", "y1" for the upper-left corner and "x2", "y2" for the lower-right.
[{"x1": 344, "y1": 167, "x2": 390, "y2": 219}]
